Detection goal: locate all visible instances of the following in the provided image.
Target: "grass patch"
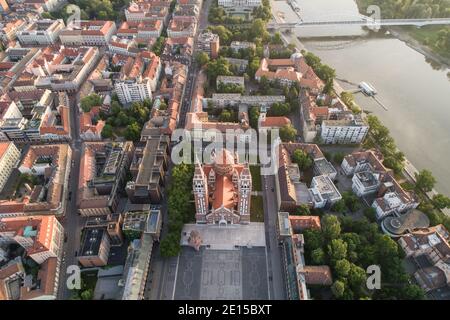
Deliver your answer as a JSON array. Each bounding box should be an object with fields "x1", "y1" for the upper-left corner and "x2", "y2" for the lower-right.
[
  {"x1": 81, "y1": 270, "x2": 98, "y2": 291},
  {"x1": 402, "y1": 25, "x2": 450, "y2": 59},
  {"x1": 251, "y1": 195, "x2": 264, "y2": 222},
  {"x1": 250, "y1": 165, "x2": 262, "y2": 191}
]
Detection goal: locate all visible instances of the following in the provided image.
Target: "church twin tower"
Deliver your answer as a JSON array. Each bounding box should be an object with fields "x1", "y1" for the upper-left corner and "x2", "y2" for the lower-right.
[{"x1": 193, "y1": 149, "x2": 252, "y2": 225}]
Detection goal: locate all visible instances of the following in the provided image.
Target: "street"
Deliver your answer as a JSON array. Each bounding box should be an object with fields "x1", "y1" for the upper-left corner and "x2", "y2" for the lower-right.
[
  {"x1": 261, "y1": 172, "x2": 287, "y2": 300},
  {"x1": 57, "y1": 93, "x2": 86, "y2": 300}
]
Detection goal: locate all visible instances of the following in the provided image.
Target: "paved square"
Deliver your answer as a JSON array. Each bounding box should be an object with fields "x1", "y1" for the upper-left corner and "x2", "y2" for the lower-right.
[{"x1": 174, "y1": 247, "x2": 269, "y2": 300}]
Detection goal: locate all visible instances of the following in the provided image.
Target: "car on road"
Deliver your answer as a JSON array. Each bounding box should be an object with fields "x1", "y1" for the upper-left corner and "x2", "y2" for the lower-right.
[{"x1": 271, "y1": 187, "x2": 274, "y2": 192}]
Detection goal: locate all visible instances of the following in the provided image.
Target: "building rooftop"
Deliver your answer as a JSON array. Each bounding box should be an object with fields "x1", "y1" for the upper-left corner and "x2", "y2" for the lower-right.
[{"x1": 79, "y1": 228, "x2": 105, "y2": 257}]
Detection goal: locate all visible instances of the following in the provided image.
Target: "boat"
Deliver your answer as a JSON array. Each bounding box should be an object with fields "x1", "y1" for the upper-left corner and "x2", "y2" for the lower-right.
[{"x1": 359, "y1": 81, "x2": 377, "y2": 96}]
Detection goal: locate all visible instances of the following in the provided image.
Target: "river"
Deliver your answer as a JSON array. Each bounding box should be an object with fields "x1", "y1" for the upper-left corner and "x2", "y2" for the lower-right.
[{"x1": 271, "y1": 0, "x2": 450, "y2": 195}]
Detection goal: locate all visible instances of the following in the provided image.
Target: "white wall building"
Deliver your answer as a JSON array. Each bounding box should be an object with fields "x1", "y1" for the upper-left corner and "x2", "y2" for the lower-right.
[
  {"x1": 0, "y1": 142, "x2": 21, "y2": 192},
  {"x1": 115, "y1": 80, "x2": 153, "y2": 105},
  {"x1": 308, "y1": 175, "x2": 342, "y2": 209},
  {"x1": 17, "y1": 19, "x2": 65, "y2": 45},
  {"x1": 320, "y1": 117, "x2": 369, "y2": 144},
  {"x1": 218, "y1": 0, "x2": 261, "y2": 8}
]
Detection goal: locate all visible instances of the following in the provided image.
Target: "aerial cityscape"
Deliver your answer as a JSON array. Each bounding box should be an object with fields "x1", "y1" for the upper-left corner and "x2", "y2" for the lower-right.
[{"x1": 0, "y1": 0, "x2": 449, "y2": 304}]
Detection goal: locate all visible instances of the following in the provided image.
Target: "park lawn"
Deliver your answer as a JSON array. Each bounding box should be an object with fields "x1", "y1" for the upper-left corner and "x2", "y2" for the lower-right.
[
  {"x1": 403, "y1": 25, "x2": 450, "y2": 59},
  {"x1": 251, "y1": 195, "x2": 264, "y2": 222},
  {"x1": 81, "y1": 270, "x2": 98, "y2": 291},
  {"x1": 250, "y1": 165, "x2": 262, "y2": 191}
]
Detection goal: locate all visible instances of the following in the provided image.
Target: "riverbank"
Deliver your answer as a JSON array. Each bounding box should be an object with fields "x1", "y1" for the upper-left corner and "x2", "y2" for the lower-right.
[{"x1": 387, "y1": 26, "x2": 450, "y2": 69}]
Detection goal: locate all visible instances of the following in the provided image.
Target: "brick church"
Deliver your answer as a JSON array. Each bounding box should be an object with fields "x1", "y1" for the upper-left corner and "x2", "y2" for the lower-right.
[{"x1": 193, "y1": 149, "x2": 252, "y2": 225}]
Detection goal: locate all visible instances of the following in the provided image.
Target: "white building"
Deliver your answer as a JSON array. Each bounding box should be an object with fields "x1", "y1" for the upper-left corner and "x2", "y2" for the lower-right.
[
  {"x1": 218, "y1": 0, "x2": 261, "y2": 9},
  {"x1": 115, "y1": 80, "x2": 153, "y2": 105},
  {"x1": 59, "y1": 20, "x2": 116, "y2": 46},
  {"x1": 372, "y1": 183, "x2": 419, "y2": 220},
  {"x1": 320, "y1": 117, "x2": 369, "y2": 144},
  {"x1": 0, "y1": 142, "x2": 20, "y2": 192},
  {"x1": 17, "y1": 19, "x2": 65, "y2": 45},
  {"x1": 308, "y1": 175, "x2": 342, "y2": 209},
  {"x1": 216, "y1": 76, "x2": 245, "y2": 88},
  {"x1": 230, "y1": 41, "x2": 256, "y2": 52},
  {"x1": 342, "y1": 150, "x2": 419, "y2": 220},
  {"x1": 114, "y1": 53, "x2": 161, "y2": 105}
]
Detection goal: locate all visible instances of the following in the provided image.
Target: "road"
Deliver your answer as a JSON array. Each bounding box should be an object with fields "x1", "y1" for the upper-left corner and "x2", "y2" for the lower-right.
[
  {"x1": 144, "y1": 0, "x2": 212, "y2": 300},
  {"x1": 57, "y1": 93, "x2": 86, "y2": 300},
  {"x1": 261, "y1": 170, "x2": 287, "y2": 300}
]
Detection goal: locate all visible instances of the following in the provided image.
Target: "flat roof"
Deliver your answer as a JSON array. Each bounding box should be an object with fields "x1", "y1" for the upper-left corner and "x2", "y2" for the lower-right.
[{"x1": 79, "y1": 228, "x2": 105, "y2": 257}]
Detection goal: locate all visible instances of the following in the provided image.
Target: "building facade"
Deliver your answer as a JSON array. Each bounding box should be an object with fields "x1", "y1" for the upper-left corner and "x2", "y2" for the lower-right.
[{"x1": 0, "y1": 142, "x2": 20, "y2": 192}]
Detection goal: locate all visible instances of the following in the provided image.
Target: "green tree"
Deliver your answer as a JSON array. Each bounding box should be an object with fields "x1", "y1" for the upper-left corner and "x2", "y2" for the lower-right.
[
  {"x1": 80, "y1": 289, "x2": 94, "y2": 300},
  {"x1": 101, "y1": 124, "x2": 113, "y2": 139},
  {"x1": 415, "y1": 169, "x2": 436, "y2": 193},
  {"x1": 80, "y1": 93, "x2": 102, "y2": 112},
  {"x1": 249, "y1": 106, "x2": 260, "y2": 129},
  {"x1": 279, "y1": 124, "x2": 297, "y2": 142},
  {"x1": 303, "y1": 229, "x2": 324, "y2": 252},
  {"x1": 295, "y1": 204, "x2": 311, "y2": 216},
  {"x1": 332, "y1": 199, "x2": 347, "y2": 214},
  {"x1": 195, "y1": 52, "x2": 210, "y2": 66},
  {"x1": 268, "y1": 102, "x2": 291, "y2": 116},
  {"x1": 347, "y1": 263, "x2": 366, "y2": 294},
  {"x1": 309, "y1": 247, "x2": 325, "y2": 265},
  {"x1": 206, "y1": 57, "x2": 233, "y2": 84},
  {"x1": 322, "y1": 214, "x2": 341, "y2": 240},
  {"x1": 334, "y1": 259, "x2": 351, "y2": 278},
  {"x1": 363, "y1": 207, "x2": 377, "y2": 222},
  {"x1": 327, "y1": 239, "x2": 348, "y2": 264},
  {"x1": 291, "y1": 149, "x2": 313, "y2": 171},
  {"x1": 342, "y1": 191, "x2": 361, "y2": 212},
  {"x1": 432, "y1": 194, "x2": 450, "y2": 210},
  {"x1": 331, "y1": 280, "x2": 345, "y2": 298},
  {"x1": 124, "y1": 122, "x2": 141, "y2": 141},
  {"x1": 333, "y1": 152, "x2": 345, "y2": 164},
  {"x1": 160, "y1": 232, "x2": 181, "y2": 257}
]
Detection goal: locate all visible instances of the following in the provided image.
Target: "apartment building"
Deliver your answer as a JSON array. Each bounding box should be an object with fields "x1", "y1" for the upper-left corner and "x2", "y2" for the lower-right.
[
  {"x1": 398, "y1": 224, "x2": 450, "y2": 293},
  {"x1": 216, "y1": 76, "x2": 244, "y2": 88},
  {"x1": 320, "y1": 116, "x2": 369, "y2": 144},
  {"x1": 80, "y1": 107, "x2": 105, "y2": 141},
  {"x1": 255, "y1": 54, "x2": 324, "y2": 92},
  {"x1": 0, "y1": 215, "x2": 64, "y2": 265},
  {"x1": 218, "y1": 0, "x2": 261, "y2": 8},
  {"x1": 0, "y1": 144, "x2": 71, "y2": 217},
  {"x1": 125, "y1": 1, "x2": 170, "y2": 24},
  {"x1": 0, "y1": 19, "x2": 27, "y2": 45},
  {"x1": 126, "y1": 135, "x2": 170, "y2": 204},
  {"x1": 17, "y1": 19, "x2": 65, "y2": 45},
  {"x1": 108, "y1": 36, "x2": 139, "y2": 57},
  {"x1": 114, "y1": 52, "x2": 161, "y2": 104},
  {"x1": 59, "y1": 20, "x2": 116, "y2": 46},
  {"x1": 230, "y1": 41, "x2": 256, "y2": 52},
  {"x1": 0, "y1": 91, "x2": 70, "y2": 143},
  {"x1": 167, "y1": 16, "x2": 197, "y2": 38},
  {"x1": 78, "y1": 142, "x2": 133, "y2": 216},
  {"x1": 116, "y1": 20, "x2": 164, "y2": 40},
  {"x1": 77, "y1": 228, "x2": 111, "y2": 267},
  {"x1": 0, "y1": 142, "x2": 21, "y2": 192},
  {"x1": 197, "y1": 31, "x2": 219, "y2": 59}
]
